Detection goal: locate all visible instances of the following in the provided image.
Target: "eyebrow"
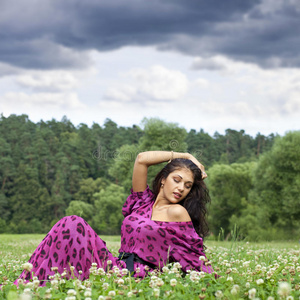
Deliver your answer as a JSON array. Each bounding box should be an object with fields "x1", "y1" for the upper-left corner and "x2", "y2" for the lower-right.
[{"x1": 174, "y1": 174, "x2": 193, "y2": 183}]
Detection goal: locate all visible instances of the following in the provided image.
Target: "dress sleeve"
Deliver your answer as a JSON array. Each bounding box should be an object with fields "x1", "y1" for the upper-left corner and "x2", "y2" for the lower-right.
[
  {"x1": 122, "y1": 186, "x2": 155, "y2": 217},
  {"x1": 168, "y1": 223, "x2": 214, "y2": 274}
]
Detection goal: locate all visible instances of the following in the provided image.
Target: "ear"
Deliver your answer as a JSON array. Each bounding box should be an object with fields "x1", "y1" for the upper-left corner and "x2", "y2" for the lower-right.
[{"x1": 161, "y1": 178, "x2": 166, "y2": 185}]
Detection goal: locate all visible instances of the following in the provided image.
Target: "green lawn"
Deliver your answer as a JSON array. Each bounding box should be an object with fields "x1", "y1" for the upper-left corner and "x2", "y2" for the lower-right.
[{"x1": 0, "y1": 234, "x2": 299, "y2": 299}]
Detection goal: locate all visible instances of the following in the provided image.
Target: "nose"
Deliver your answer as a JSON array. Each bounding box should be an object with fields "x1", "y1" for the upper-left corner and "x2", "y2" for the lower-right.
[{"x1": 178, "y1": 183, "x2": 184, "y2": 192}]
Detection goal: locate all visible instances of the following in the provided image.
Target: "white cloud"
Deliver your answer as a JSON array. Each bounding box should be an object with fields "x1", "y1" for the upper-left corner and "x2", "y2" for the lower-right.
[
  {"x1": 103, "y1": 65, "x2": 189, "y2": 103},
  {"x1": 16, "y1": 71, "x2": 79, "y2": 92},
  {"x1": 2, "y1": 92, "x2": 85, "y2": 109}
]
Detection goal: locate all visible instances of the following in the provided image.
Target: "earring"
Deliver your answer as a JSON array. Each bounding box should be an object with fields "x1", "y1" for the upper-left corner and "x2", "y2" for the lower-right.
[{"x1": 161, "y1": 183, "x2": 164, "y2": 187}]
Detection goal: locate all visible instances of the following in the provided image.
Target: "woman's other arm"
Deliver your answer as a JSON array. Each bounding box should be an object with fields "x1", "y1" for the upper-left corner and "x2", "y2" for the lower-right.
[{"x1": 132, "y1": 151, "x2": 206, "y2": 192}]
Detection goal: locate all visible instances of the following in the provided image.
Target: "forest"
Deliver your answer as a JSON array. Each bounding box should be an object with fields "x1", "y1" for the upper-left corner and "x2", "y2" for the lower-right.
[{"x1": 0, "y1": 114, "x2": 299, "y2": 241}]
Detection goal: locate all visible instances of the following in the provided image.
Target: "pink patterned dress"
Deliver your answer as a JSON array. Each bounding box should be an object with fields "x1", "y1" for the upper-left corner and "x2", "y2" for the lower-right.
[{"x1": 15, "y1": 186, "x2": 213, "y2": 285}]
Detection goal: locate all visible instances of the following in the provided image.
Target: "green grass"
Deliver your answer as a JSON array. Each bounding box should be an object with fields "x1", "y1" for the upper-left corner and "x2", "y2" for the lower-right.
[{"x1": 0, "y1": 235, "x2": 299, "y2": 299}]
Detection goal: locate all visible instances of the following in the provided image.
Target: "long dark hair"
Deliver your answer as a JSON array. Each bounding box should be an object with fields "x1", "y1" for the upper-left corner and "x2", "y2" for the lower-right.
[{"x1": 152, "y1": 158, "x2": 211, "y2": 238}]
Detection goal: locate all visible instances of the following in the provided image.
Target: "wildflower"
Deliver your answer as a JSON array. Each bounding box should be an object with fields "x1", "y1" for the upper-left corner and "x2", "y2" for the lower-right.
[
  {"x1": 67, "y1": 289, "x2": 77, "y2": 296},
  {"x1": 51, "y1": 266, "x2": 58, "y2": 272},
  {"x1": 98, "y1": 297, "x2": 105, "y2": 300},
  {"x1": 153, "y1": 288, "x2": 160, "y2": 298},
  {"x1": 22, "y1": 262, "x2": 33, "y2": 272},
  {"x1": 286, "y1": 296, "x2": 294, "y2": 300},
  {"x1": 231, "y1": 288, "x2": 238, "y2": 295},
  {"x1": 162, "y1": 266, "x2": 169, "y2": 273},
  {"x1": 248, "y1": 288, "x2": 256, "y2": 299},
  {"x1": 267, "y1": 297, "x2": 274, "y2": 300},
  {"x1": 19, "y1": 293, "x2": 32, "y2": 300},
  {"x1": 245, "y1": 282, "x2": 251, "y2": 288},
  {"x1": 127, "y1": 291, "x2": 133, "y2": 297},
  {"x1": 227, "y1": 276, "x2": 233, "y2": 282},
  {"x1": 156, "y1": 278, "x2": 164, "y2": 287},
  {"x1": 121, "y1": 268, "x2": 129, "y2": 275},
  {"x1": 102, "y1": 283, "x2": 109, "y2": 290},
  {"x1": 84, "y1": 290, "x2": 92, "y2": 297},
  {"x1": 256, "y1": 279, "x2": 264, "y2": 285},
  {"x1": 277, "y1": 282, "x2": 291, "y2": 298},
  {"x1": 170, "y1": 278, "x2": 177, "y2": 286},
  {"x1": 98, "y1": 268, "x2": 105, "y2": 275},
  {"x1": 108, "y1": 291, "x2": 116, "y2": 297},
  {"x1": 215, "y1": 290, "x2": 223, "y2": 298},
  {"x1": 173, "y1": 262, "x2": 182, "y2": 269}
]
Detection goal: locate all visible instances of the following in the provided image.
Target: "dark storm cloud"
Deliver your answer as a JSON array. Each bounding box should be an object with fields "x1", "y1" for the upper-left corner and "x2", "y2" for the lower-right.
[{"x1": 0, "y1": 0, "x2": 299, "y2": 70}]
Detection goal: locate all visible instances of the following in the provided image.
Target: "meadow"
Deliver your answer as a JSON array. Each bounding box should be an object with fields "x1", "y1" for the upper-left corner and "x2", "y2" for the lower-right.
[{"x1": 0, "y1": 235, "x2": 299, "y2": 299}]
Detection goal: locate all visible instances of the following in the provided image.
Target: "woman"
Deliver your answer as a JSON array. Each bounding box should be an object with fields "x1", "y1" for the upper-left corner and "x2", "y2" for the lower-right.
[{"x1": 15, "y1": 151, "x2": 214, "y2": 286}]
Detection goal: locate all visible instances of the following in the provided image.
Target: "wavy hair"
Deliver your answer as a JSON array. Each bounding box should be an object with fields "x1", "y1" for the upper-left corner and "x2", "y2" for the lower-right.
[{"x1": 152, "y1": 158, "x2": 211, "y2": 238}]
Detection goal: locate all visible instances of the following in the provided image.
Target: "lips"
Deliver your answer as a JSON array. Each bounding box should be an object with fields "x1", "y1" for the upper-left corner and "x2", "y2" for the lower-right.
[{"x1": 173, "y1": 192, "x2": 182, "y2": 199}]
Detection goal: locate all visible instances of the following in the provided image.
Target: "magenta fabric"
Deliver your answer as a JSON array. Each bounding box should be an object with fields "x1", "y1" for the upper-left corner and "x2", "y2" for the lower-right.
[
  {"x1": 121, "y1": 186, "x2": 213, "y2": 274},
  {"x1": 15, "y1": 186, "x2": 213, "y2": 285}
]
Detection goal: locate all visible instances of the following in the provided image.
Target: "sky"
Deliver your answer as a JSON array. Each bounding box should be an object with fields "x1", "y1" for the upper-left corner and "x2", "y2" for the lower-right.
[{"x1": 0, "y1": 0, "x2": 300, "y2": 137}]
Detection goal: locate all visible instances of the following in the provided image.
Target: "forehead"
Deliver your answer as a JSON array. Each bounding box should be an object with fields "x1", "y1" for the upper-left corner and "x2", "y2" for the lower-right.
[{"x1": 169, "y1": 168, "x2": 194, "y2": 182}]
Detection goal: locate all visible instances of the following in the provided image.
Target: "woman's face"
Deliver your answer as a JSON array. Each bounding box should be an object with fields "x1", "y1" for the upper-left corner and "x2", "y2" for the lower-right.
[{"x1": 161, "y1": 168, "x2": 194, "y2": 204}]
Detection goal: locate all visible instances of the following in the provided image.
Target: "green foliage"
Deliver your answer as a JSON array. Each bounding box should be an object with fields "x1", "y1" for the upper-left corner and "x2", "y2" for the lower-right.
[
  {"x1": 92, "y1": 184, "x2": 126, "y2": 235},
  {"x1": 66, "y1": 201, "x2": 94, "y2": 222},
  {"x1": 207, "y1": 162, "x2": 256, "y2": 237},
  {"x1": 1, "y1": 113, "x2": 298, "y2": 240},
  {"x1": 1, "y1": 236, "x2": 300, "y2": 299}
]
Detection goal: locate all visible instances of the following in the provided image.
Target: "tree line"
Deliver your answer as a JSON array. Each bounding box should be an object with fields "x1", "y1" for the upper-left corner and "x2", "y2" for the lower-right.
[{"x1": 1, "y1": 114, "x2": 298, "y2": 241}]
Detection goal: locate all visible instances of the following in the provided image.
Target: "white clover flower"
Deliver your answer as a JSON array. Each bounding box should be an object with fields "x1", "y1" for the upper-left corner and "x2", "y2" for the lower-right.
[
  {"x1": 173, "y1": 262, "x2": 182, "y2": 269},
  {"x1": 107, "y1": 260, "x2": 112, "y2": 265},
  {"x1": 98, "y1": 296, "x2": 105, "y2": 300},
  {"x1": 248, "y1": 288, "x2": 256, "y2": 299},
  {"x1": 277, "y1": 282, "x2": 291, "y2": 298},
  {"x1": 20, "y1": 294, "x2": 32, "y2": 300},
  {"x1": 108, "y1": 291, "x2": 116, "y2": 297},
  {"x1": 67, "y1": 289, "x2": 77, "y2": 296},
  {"x1": 25, "y1": 282, "x2": 33, "y2": 288},
  {"x1": 127, "y1": 291, "x2": 133, "y2": 297},
  {"x1": 170, "y1": 279, "x2": 177, "y2": 287},
  {"x1": 215, "y1": 290, "x2": 223, "y2": 298},
  {"x1": 256, "y1": 279, "x2": 264, "y2": 285},
  {"x1": 121, "y1": 268, "x2": 129, "y2": 275},
  {"x1": 231, "y1": 288, "x2": 238, "y2": 295},
  {"x1": 233, "y1": 284, "x2": 240, "y2": 292},
  {"x1": 245, "y1": 282, "x2": 251, "y2": 288},
  {"x1": 84, "y1": 290, "x2": 92, "y2": 297},
  {"x1": 22, "y1": 262, "x2": 33, "y2": 272},
  {"x1": 117, "y1": 279, "x2": 124, "y2": 285},
  {"x1": 102, "y1": 283, "x2": 109, "y2": 290},
  {"x1": 23, "y1": 288, "x2": 31, "y2": 294},
  {"x1": 98, "y1": 268, "x2": 105, "y2": 275},
  {"x1": 162, "y1": 266, "x2": 169, "y2": 273},
  {"x1": 243, "y1": 261, "x2": 250, "y2": 268},
  {"x1": 267, "y1": 297, "x2": 274, "y2": 300},
  {"x1": 286, "y1": 296, "x2": 294, "y2": 300},
  {"x1": 227, "y1": 276, "x2": 233, "y2": 282},
  {"x1": 156, "y1": 278, "x2": 164, "y2": 287},
  {"x1": 153, "y1": 288, "x2": 160, "y2": 297}
]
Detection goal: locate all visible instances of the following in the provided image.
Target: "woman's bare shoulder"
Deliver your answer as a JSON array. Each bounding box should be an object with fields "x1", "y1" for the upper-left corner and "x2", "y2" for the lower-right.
[{"x1": 167, "y1": 205, "x2": 191, "y2": 222}]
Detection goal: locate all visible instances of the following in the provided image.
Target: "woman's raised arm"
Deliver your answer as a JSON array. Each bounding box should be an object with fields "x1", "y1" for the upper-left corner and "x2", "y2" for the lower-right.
[{"x1": 132, "y1": 151, "x2": 206, "y2": 192}]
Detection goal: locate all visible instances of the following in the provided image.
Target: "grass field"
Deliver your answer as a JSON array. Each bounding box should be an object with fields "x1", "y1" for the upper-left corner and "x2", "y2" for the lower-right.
[{"x1": 0, "y1": 234, "x2": 299, "y2": 299}]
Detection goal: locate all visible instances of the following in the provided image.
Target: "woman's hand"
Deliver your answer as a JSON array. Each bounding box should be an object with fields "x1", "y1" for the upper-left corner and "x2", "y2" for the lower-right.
[{"x1": 186, "y1": 154, "x2": 207, "y2": 179}]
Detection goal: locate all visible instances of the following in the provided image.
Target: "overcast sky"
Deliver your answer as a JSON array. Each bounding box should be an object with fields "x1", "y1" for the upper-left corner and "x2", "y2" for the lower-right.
[{"x1": 1, "y1": 0, "x2": 300, "y2": 136}]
